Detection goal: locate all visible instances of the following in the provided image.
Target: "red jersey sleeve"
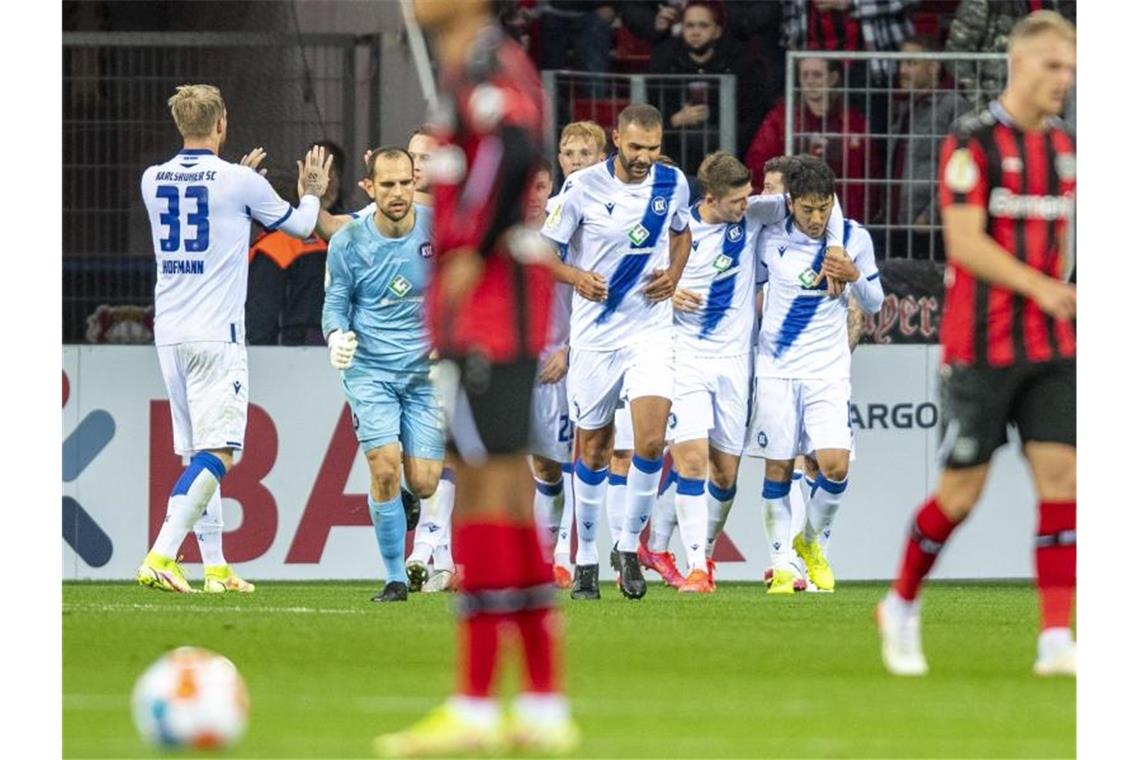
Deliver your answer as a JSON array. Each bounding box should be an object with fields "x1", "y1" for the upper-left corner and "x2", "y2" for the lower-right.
[
  {"x1": 431, "y1": 39, "x2": 545, "y2": 262},
  {"x1": 938, "y1": 133, "x2": 989, "y2": 210}
]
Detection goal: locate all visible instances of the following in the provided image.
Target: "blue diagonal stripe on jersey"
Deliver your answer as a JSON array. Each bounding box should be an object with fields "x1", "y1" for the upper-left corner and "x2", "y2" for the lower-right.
[
  {"x1": 701, "y1": 274, "x2": 737, "y2": 339},
  {"x1": 699, "y1": 221, "x2": 747, "y2": 338},
  {"x1": 596, "y1": 164, "x2": 680, "y2": 323},
  {"x1": 597, "y1": 253, "x2": 651, "y2": 324},
  {"x1": 630, "y1": 165, "x2": 679, "y2": 250},
  {"x1": 774, "y1": 294, "x2": 825, "y2": 358}
]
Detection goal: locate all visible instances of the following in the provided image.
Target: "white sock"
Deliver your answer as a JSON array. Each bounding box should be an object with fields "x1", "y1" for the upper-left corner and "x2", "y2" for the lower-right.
[
  {"x1": 513, "y1": 692, "x2": 570, "y2": 724},
  {"x1": 193, "y1": 485, "x2": 226, "y2": 566},
  {"x1": 618, "y1": 455, "x2": 664, "y2": 552},
  {"x1": 430, "y1": 472, "x2": 456, "y2": 571},
  {"x1": 153, "y1": 453, "x2": 225, "y2": 559},
  {"x1": 533, "y1": 475, "x2": 565, "y2": 560},
  {"x1": 605, "y1": 472, "x2": 627, "y2": 548},
  {"x1": 705, "y1": 481, "x2": 737, "y2": 559},
  {"x1": 674, "y1": 476, "x2": 708, "y2": 573},
  {"x1": 446, "y1": 695, "x2": 500, "y2": 730},
  {"x1": 790, "y1": 470, "x2": 808, "y2": 540},
  {"x1": 649, "y1": 470, "x2": 678, "y2": 552},
  {"x1": 762, "y1": 478, "x2": 793, "y2": 568},
  {"x1": 554, "y1": 467, "x2": 574, "y2": 560},
  {"x1": 573, "y1": 461, "x2": 607, "y2": 566},
  {"x1": 804, "y1": 474, "x2": 846, "y2": 545}
]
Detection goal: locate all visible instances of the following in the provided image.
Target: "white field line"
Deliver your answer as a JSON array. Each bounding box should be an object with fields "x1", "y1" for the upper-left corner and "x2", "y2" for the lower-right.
[{"x1": 62, "y1": 602, "x2": 371, "y2": 616}]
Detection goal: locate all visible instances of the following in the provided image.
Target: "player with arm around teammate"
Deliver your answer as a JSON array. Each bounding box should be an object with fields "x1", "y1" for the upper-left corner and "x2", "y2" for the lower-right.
[
  {"x1": 745, "y1": 156, "x2": 884, "y2": 595},
  {"x1": 760, "y1": 155, "x2": 864, "y2": 591},
  {"x1": 137, "y1": 84, "x2": 331, "y2": 593},
  {"x1": 322, "y1": 147, "x2": 445, "y2": 603},
  {"x1": 542, "y1": 104, "x2": 693, "y2": 601}
]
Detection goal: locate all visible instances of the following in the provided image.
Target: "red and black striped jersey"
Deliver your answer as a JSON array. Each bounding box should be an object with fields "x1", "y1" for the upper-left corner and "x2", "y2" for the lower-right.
[
  {"x1": 937, "y1": 100, "x2": 1076, "y2": 368},
  {"x1": 426, "y1": 25, "x2": 552, "y2": 363}
]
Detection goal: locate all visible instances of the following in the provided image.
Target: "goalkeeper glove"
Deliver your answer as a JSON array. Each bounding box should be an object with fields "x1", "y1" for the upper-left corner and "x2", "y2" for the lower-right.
[{"x1": 328, "y1": 329, "x2": 358, "y2": 370}]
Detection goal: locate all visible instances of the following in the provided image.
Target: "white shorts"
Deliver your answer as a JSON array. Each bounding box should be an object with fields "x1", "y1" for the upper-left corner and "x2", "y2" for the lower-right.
[
  {"x1": 745, "y1": 377, "x2": 852, "y2": 460},
  {"x1": 613, "y1": 401, "x2": 634, "y2": 451},
  {"x1": 567, "y1": 341, "x2": 674, "y2": 431},
  {"x1": 157, "y1": 342, "x2": 249, "y2": 457},
  {"x1": 529, "y1": 376, "x2": 573, "y2": 463},
  {"x1": 669, "y1": 353, "x2": 751, "y2": 454}
]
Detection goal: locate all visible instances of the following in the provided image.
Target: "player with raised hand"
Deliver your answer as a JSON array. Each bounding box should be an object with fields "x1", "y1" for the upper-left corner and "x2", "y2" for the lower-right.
[
  {"x1": 746, "y1": 156, "x2": 883, "y2": 595},
  {"x1": 878, "y1": 10, "x2": 1077, "y2": 678},
  {"x1": 542, "y1": 104, "x2": 693, "y2": 601},
  {"x1": 531, "y1": 122, "x2": 607, "y2": 589},
  {"x1": 137, "y1": 84, "x2": 330, "y2": 593},
  {"x1": 374, "y1": 0, "x2": 578, "y2": 755},
  {"x1": 322, "y1": 147, "x2": 445, "y2": 603}
]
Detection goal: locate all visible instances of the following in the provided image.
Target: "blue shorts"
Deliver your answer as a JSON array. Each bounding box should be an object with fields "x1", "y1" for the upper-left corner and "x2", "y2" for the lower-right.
[{"x1": 342, "y1": 371, "x2": 446, "y2": 460}]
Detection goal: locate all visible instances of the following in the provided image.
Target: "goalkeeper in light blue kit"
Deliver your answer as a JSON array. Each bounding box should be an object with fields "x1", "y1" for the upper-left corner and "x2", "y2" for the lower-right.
[{"x1": 322, "y1": 146, "x2": 446, "y2": 602}]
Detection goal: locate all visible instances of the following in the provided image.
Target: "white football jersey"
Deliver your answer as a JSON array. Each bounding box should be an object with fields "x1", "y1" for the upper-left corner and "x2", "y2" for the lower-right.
[
  {"x1": 541, "y1": 190, "x2": 575, "y2": 358},
  {"x1": 141, "y1": 149, "x2": 317, "y2": 345},
  {"x1": 676, "y1": 195, "x2": 797, "y2": 356},
  {"x1": 541, "y1": 158, "x2": 691, "y2": 351},
  {"x1": 756, "y1": 217, "x2": 878, "y2": 379}
]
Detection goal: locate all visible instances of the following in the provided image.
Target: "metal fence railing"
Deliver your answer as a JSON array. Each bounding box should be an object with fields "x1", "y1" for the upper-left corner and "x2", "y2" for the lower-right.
[
  {"x1": 62, "y1": 32, "x2": 381, "y2": 343},
  {"x1": 783, "y1": 50, "x2": 1010, "y2": 261},
  {"x1": 541, "y1": 70, "x2": 737, "y2": 179}
]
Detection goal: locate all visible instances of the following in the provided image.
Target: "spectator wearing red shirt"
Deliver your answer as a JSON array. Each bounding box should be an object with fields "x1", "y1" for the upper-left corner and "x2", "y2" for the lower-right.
[{"x1": 745, "y1": 56, "x2": 879, "y2": 222}]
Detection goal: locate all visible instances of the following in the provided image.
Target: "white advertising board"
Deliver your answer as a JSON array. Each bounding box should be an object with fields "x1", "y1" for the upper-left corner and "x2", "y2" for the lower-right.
[{"x1": 63, "y1": 346, "x2": 1038, "y2": 581}]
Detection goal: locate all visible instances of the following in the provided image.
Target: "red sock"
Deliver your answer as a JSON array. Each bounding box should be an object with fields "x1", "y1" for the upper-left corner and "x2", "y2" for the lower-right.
[
  {"x1": 454, "y1": 521, "x2": 522, "y2": 698},
  {"x1": 893, "y1": 495, "x2": 960, "y2": 602},
  {"x1": 1035, "y1": 500, "x2": 1076, "y2": 630},
  {"x1": 512, "y1": 524, "x2": 560, "y2": 694}
]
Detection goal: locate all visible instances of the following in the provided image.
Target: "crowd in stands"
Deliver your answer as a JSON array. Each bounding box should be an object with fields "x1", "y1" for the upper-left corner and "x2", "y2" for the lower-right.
[{"x1": 500, "y1": 0, "x2": 1076, "y2": 234}]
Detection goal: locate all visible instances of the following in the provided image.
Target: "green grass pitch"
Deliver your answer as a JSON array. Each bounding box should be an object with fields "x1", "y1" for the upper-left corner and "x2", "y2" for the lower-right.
[{"x1": 63, "y1": 581, "x2": 1074, "y2": 758}]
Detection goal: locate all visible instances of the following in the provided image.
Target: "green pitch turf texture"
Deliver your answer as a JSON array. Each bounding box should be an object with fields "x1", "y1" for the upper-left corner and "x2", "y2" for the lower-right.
[{"x1": 63, "y1": 581, "x2": 1073, "y2": 758}]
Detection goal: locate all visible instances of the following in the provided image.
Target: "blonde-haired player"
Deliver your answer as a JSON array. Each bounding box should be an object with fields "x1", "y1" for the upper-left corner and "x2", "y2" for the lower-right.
[
  {"x1": 137, "y1": 84, "x2": 331, "y2": 593},
  {"x1": 532, "y1": 121, "x2": 608, "y2": 589}
]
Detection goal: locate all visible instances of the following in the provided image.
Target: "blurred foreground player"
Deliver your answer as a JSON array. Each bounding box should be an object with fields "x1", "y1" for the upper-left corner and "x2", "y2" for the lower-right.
[
  {"x1": 374, "y1": 1, "x2": 578, "y2": 756},
  {"x1": 137, "y1": 84, "x2": 330, "y2": 593},
  {"x1": 877, "y1": 11, "x2": 1077, "y2": 677}
]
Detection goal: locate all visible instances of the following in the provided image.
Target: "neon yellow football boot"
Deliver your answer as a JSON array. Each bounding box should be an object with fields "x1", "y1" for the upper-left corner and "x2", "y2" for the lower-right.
[
  {"x1": 793, "y1": 532, "x2": 835, "y2": 592},
  {"x1": 136, "y1": 552, "x2": 196, "y2": 594},
  {"x1": 203, "y1": 564, "x2": 256, "y2": 593},
  {"x1": 373, "y1": 702, "x2": 502, "y2": 758},
  {"x1": 767, "y1": 567, "x2": 797, "y2": 595}
]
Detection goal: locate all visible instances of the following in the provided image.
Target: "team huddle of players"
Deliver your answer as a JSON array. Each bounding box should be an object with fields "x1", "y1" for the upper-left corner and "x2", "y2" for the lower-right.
[
  {"x1": 288, "y1": 105, "x2": 871, "y2": 600},
  {"x1": 531, "y1": 108, "x2": 881, "y2": 600},
  {"x1": 312, "y1": 106, "x2": 883, "y2": 603}
]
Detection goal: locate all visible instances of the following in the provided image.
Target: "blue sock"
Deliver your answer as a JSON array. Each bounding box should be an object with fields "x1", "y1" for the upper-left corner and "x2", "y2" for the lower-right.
[{"x1": 369, "y1": 494, "x2": 408, "y2": 584}]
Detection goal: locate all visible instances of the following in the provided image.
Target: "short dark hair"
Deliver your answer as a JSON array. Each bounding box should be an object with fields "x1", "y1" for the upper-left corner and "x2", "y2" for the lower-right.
[
  {"x1": 697, "y1": 151, "x2": 752, "y2": 198},
  {"x1": 785, "y1": 155, "x2": 835, "y2": 201},
  {"x1": 763, "y1": 155, "x2": 799, "y2": 180},
  {"x1": 903, "y1": 34, "x2": 942, "y2": 53},
  {"x1": 369, "y1": 145, "x2": 414, "y2": 176},
  {"x1": 534, "y1": 156, "x2": 553, "y2": 177},
  {"x1": 617, "y1": 103, "x2": 662, "y2": 132},
  {"x1": 409, "y1": 125, "x2": 432, "y2": 141}
]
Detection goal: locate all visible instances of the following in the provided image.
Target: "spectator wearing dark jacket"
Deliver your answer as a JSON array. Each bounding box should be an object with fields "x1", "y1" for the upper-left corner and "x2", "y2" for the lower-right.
[
  {"x1": 538, "y1": 1, "x2": 617, "y2": 79},
  {"x1": 888, "y1": 35, "x2": 970, "y2": 227},
  {"x1": 648, "y1": 1, "x2": 760, "y2": 173}
]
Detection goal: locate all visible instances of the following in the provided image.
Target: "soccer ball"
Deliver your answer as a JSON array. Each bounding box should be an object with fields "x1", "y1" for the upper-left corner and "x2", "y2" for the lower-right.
[{"x1": 130, "y1": 646, "x2": 249, "y2": 750}]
